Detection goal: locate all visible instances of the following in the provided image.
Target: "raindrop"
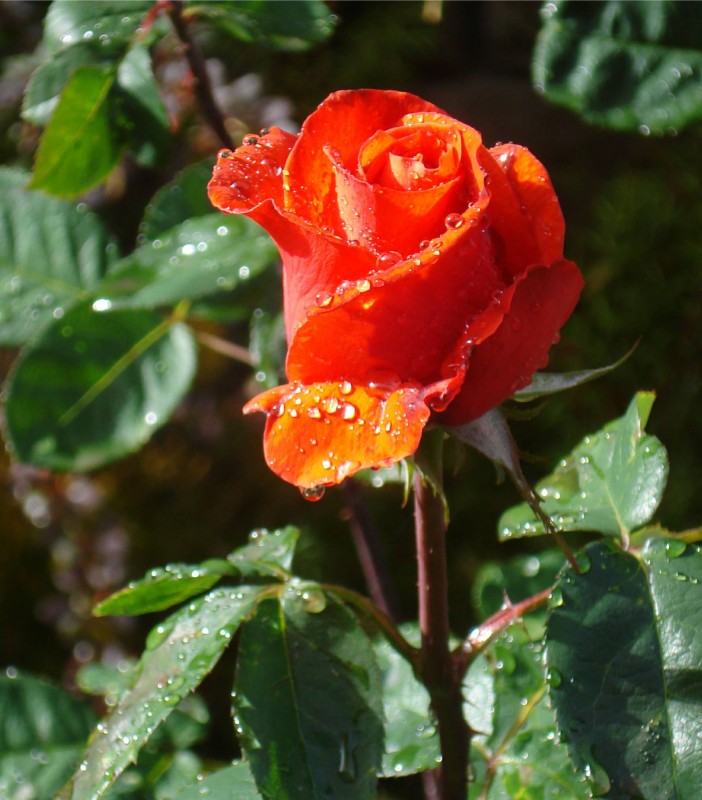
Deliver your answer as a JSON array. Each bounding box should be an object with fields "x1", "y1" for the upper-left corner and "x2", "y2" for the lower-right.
[
  {"x1": 92, "y1": 298, "x2": 112, "y2": 312},
  {"x1": 145, "y1": 412, "x2": 158, "y2": 425},
  {"x1": 444, "y1": 213, "x2": 464, "y2": 230},
  {"x1": 341, "y1": 403, "x2": 357, "y2": 421},
  {"x1": 339, "y1": 380, "x2": 353, "y2": 395},
  {"x1": 300, "y1": 486, "x2": 326, "y2": 502},
  {"x1": 376, "y1": 251, "x2": 402, "y2": 269},
  {"x1": 315, "y1": 291, "x2": 333, "y2": 308}
]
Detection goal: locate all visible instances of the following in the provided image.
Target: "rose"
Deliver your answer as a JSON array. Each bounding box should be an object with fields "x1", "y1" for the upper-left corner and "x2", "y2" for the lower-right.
[{"x1": 208, "y1": 89, "x2": 583, "y2": 491}]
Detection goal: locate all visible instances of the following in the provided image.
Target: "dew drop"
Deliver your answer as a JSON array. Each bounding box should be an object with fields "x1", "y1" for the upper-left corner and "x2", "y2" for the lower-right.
[
  {"x1": 307, "y1": 406, "x2": 322, "y2": 419},
  {"x1": 300, "y1": 486, "x2": 326, "y2": 502},
  {"x1": 315, "y1": 291, "x2": 333, "y2": 308},
  {"x1": 444, "y1": 213, "x2": 464, "y2": 230},
  {"x1": 341, "y1": 403, "x2": 357, "y2": 421},
  {"x1": 376, "y1": 251, "x2": 402, "y2": 269},
  {"x1": 339, "y1": 380, "x2": 353, "y2": 395}
]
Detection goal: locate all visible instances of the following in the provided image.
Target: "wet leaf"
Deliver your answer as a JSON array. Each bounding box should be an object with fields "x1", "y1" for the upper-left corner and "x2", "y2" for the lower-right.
[
  {"x1": 43, "y1": 0, "x2": 153, "y2": 54},
  {"x1": 29, "y1": 66, "x2": 125, "y2": 199},
  {"x1": 62, "y1": 586, "x2": 268, "y2": 800},
  {"x1": 234, "y1": 583, "x2": 383, "y2": 800},
  {"x1": 5, "y1": 302, "x2": 197, "y2": 471},
  {"x1": 546, "y1": 538, "x2": 702, "y2": 798},
  {"x1": 174, "y1": 761, "x2": 262, "y2": 800},
  {"x1": 499, "y1": 393, "x2": 667, "y2": 543},
  {"x1": 533, "y1": 0, "x2": 702, "y2": 135},
  {"x1": 373, "y1": 626, "x2": 440, "y2": 778},
  {"x1": 189, "y1": 0, "x2": 337, "y2": 52},
  {"x1": 469, "y1": 626, "x2": 589, "y2": 800},
  {"x1": 97, "y1": 215, "x2": 278, "y2": 310},
  {"x1": 0, "y1": 168, "x2": 119, "y2": 346},
  {"x1": 0, "y1": 670, "x2": 96, "y2": 800},
  {"x1": 94, "y1": 560, "x2": 234, "y2": 617},
  {"x1": 226, "y1": 526, "x2": 300, "y2": 580}
]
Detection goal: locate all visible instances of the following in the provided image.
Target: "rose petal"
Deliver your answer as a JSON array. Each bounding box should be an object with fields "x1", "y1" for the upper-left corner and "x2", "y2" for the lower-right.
[
  {"x1": 208, "y1": 127, "x2": 297, "y2": 221},
  {"x1": 480, "y1": 144, "x2": 566, "y2": 279},
  {"x1": 283, "y1": 89, "x2": 444, "y2": 233},
  {"x1": 286, "y1": 224, "x2": 504, "y2": 387},
  {"x1": 440, "y1": 258, "x2": 584, "y2": 424},
  {"x1": 332, "y1": 124, "x2": 484, "y2": 255},
  {"x1": 243, "y1": 379, "x2": 433, "y2": 488}
]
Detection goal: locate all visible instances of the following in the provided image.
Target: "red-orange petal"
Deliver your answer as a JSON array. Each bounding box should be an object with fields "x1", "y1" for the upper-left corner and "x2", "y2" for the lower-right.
[
  {"x1": 440, "y1": 258, "x2": 584, "y2": 425},
  {"x1": 243, "y1": 379, "x2": 433, "y2": 488}
]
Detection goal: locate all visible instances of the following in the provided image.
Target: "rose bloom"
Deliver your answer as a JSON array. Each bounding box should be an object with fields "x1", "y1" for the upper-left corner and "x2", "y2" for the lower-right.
[{"x1": 209, "y1": 90, "x2": 583, "y2": 491}]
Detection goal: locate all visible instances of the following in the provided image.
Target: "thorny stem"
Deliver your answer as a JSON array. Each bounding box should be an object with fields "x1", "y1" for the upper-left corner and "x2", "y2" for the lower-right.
[
  {"x1": 454, "y1": 587, "x2": 552, "y2": 677},
  {"x1": 168, "y1": 1, "x2": 236, "y2": 151},
  {"x1": 414, "y1": 432, "x2": 469, "y2": 800},
  {"x1": 343, "y1": 479, "x2": 402, "y2": 621}
]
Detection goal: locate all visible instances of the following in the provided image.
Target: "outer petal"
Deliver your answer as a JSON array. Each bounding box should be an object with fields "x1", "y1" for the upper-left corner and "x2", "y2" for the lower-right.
[
  {"x1": 480, "y1": 144, "x2": 566, "y2": 279},
  {"x1": 440, "y1": 259, "x2": 584, "y2": 425},
  {"x1": 243, "y1": 379, "x2": 434, "y2": 488}
]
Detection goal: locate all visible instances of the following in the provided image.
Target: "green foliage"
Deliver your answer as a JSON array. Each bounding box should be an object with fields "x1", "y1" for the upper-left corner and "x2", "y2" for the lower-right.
[
  {"x1": 0, "y1": 168, "x2": 119, "y2": 346},
  {"x1": 0, "y1": 670, "x2": 96, "y2": 800},
  {"x1": 63, "y1": 586, "x2": 268, "y2": 800},
  {"x1": 174, "y1": 762, "x2": 262, "y2": 800},
  {"x1": 499, "y1": 393, "x2": 668, "y2": 542},
  {"x1": 533, "y1": 0, "x2": 702, "y2": 134},
  {"x1": 5, "y1": 303, "x2": 197, "y2": 471},
  {"x1": 188, "y1": 0, "x2": 337, "y2": 52},
  {"x1": 546, "y1": 538, "x2": 702, "y2": 798},
  {"x1": 234, "y1": 584, "x2": 384, "y2": 800}
]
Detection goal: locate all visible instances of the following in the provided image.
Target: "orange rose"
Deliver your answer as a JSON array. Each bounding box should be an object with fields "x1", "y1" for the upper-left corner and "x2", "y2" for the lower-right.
[{"x1": 209, "y1": 90, "x2": 583, "y2": 490}]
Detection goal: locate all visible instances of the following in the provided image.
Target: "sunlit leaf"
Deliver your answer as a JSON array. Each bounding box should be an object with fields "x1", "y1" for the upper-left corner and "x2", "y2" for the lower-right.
[
  {"x1": 533, "y1": 0, "x2": 702, "y2": 135},
  {"x1": 546, "y1": 538, "x2": 702, "y2": 798},
  {"x1": 234, "y1": 583, "x2": 383, "y2": 800},
  {"x1": 226, "y1": 526, "x2": 300, "y2": 580},
  {"x1": 94, "y1": 560, "x2": 234, "y2": 617},
  {"x1": 5, "y1": 302, "x2": 197, "y2": 471},
  {"x1": 0, "y1": 168, "x2": 119, "y2": 346},
  {"x1": 499, "y1": 393, "x2": 668, "y2": 543},
  {"x1": 29, "y1": 66, "x2": 125, "y2": 199},
  {"x1": 97, "y1": 215, "x2": 278, "y2": 310},
  {"x1": 188, "y1": 0, "x2": 337, "y2": 52},
  {"x1": 0, "y1": 670, "x2": 96, "y2": 800},
  {"x1": 62, "y1": 586, "x2": 268, "y2": 800}
]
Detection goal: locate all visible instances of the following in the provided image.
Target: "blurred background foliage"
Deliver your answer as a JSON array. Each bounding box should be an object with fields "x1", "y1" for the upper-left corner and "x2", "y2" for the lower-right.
[{"x1": 0, "y1": 0, "x2": 700, "y2": 777}]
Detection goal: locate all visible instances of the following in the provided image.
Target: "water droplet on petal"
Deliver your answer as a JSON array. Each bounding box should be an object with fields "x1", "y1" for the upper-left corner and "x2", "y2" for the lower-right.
[
  {"x1": 315, "y1": 291, "x2": 333, "y2": 308},
  {"x1": 444, "y1": 213, "x2": 464, "y2": 230},
  {"x1": 300, "y1": 486, "x2": 325, "y2": 502}
]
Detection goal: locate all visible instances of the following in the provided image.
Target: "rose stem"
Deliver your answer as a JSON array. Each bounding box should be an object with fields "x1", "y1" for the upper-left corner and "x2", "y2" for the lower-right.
[
  {"x1": 167, "y1": 1, "x2": 236, "y2": 151},
  {"x1": 414, "y1": 431, "x2": 469, "y2": 800},
  {"x1": 342, "y1": 479, "x2": 402, "y2": 622}
]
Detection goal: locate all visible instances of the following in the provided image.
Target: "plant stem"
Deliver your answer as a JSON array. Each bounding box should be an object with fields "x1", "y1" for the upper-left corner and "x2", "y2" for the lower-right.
[
  {"x1": 343, "y1": 479, "x2": 402, "y2": 621},
  {"x1": 168, "y1": 1, "x2": 236, "y2": 151},
  {"x1": 414, "y1": 432, "x2": 469, "y2": 800},
  {"x1": 196, "y1": 330, "x2": 253, "y2": 365}
]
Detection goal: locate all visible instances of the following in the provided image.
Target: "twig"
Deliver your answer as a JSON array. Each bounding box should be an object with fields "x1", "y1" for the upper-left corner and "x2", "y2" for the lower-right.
[
  {"x1": 196, "y1": 331, "x2": 253, "y2": 365},
  {"x1": 168, "y1": 1, "x2": 236, "y2": 150}
]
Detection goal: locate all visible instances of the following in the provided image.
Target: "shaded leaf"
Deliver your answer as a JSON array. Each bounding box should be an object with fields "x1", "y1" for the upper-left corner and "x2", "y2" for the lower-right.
[
  {"x1": 140, "y1": 161, "x2": 216, "y2": 241},
  {"x1": 94, "y1": 560, "x2": 233, "y2": 617},
  {"x1": 174, "y1": 761, "x2": 262, "y2": 800},
  {"x1": 62, "y1": 586, "x2": 268, "y2": 800},
  {"x1": 189, "y1": 0, "x2": 337, "y2": 52},
  {"x1": 546, "y1": 538, "x2": 702, "y2": 798},
  {"x1": 226, "y1": 526, "x2": 300, "y2": 580},
  {"x1": 0, "y1": 670, "x2": 96, "y2": 800},
  {"x1": 513, "y1": 345, "x2": 637, "y2": 402},
  {"x1": 29, "y1": 66, "x2": 125, "y2": 199},
  {"x1": 533, "y1": 0, "x2": 702, "y2": 135},
  {"x1": 234, "y1": 583, "x2": 383, "y2": 800},
  {"x1": 499, "y1": 393, "x2": 668, "y2": 542},
  {"x1": 373, "y1": 626, "x2": 440, "y2": 778},
  {"x1": 0, "y1": 168, "x2": 119, "y2": 346},
  {"x1": 115, "y1": 44, "x2": 171, "y2": 168},
  {"x1": 5, "y1": 302, "x2": 197, "y2": 471},
  {"x1": 469, "y1": 626, "x2": 590, "y2": 800},
  {"x1": 97, "y1": 214, "x2": 278, "y2": 310}
]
